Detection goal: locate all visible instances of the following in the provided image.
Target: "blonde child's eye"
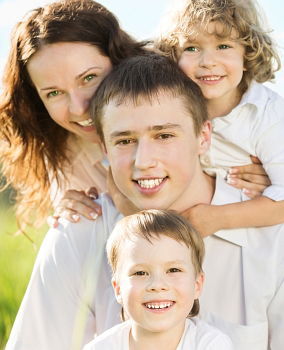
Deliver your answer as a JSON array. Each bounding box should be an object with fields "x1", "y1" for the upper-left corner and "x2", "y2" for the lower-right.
[
  {"x1": 184, "y1": 46, "x2": 198, "y2": 52},
  {"x1": 218, "y1": 44, "x2": 231, "y2": 50},
  {"x1": 47, "y1": 90, "x2": 60, "y2": 98}
]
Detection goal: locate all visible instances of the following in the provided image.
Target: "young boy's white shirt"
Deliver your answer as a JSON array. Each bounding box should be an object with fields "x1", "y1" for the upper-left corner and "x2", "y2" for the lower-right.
[
  {"x1": 83, "y1": 318, "x2": 234, "y2": 350},
  {"x1": 201, "y1": 81, "x2": 284, "y2": 200},
  {"x1": 6, "y1": 176, "x2": 284, "y2": 350}
]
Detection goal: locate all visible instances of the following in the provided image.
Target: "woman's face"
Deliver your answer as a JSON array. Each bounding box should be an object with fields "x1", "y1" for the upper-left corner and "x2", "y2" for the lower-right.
[{"x1": 27, "y1": 42, "x2": 112, "y2": 143}]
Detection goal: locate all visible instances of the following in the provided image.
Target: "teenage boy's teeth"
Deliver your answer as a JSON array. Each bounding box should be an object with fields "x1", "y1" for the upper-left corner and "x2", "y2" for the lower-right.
[
  {"x1": 145, "y1": 302, "x2": 173, "y2": 309},
  {"x1": 77, "y1": 118, "x2": 94, "y2": 127},
  {"x1": 137, "y1": 178, "x2": 163, "y2": 189}
]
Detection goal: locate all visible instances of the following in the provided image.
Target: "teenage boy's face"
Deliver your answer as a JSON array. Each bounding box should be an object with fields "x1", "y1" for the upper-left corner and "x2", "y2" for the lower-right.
[
  {"x1": 112, "y1": 235, "x2": 203, "y2": 336},
  {"x1": 102, "y1": 92, "x2": 210, "y2": 212}
]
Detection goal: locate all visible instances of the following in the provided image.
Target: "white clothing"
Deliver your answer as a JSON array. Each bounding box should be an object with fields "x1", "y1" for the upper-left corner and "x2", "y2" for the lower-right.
[
  {"x1": 201, "y1": 81, "x2": 284, "y2": 201},
  {"x1": 84, "y1": 318, "x2": 233, "y2": 350},
  {"x1": 6, "y1": 178, "x2": 284, "y2": 350},
  {"x1": 50, "y1": 135, "x2": 108, "y2": 206}
]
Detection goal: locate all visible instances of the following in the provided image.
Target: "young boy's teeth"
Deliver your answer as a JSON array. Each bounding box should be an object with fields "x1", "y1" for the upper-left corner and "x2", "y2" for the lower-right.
[
  {"x1": 145, "y1": 302, "x2": 173, "y2": 309},
  {"x1": 77, "y1": 118, "x2": 94, "y2": 127},
  {"x1": 200, "y1": 76, "x2": 220, "y2": 81},
  {"x1": 137, "y1": 178, "x2": 163, "y2": 189}
]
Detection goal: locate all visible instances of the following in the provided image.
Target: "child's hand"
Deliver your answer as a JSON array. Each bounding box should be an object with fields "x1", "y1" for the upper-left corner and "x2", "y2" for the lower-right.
[
  {"x1": 226, "y1": 156, "x2": 271, "y2": 198},
  {"x1": 47, "y1": 187, "x2": 102, "y2": 228},
  {"x1": 107, "y1": 168, "x2": 138, "y2": 216}
]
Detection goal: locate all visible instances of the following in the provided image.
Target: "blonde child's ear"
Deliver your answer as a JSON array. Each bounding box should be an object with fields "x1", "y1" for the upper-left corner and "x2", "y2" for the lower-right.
[
  {"x1": 194, "y1": 272, "x2": 205, "y2": 299},
  {"x1": 198, "y1": 120, "x2": 212, "y2": 155},
  {"x1": 112, "y1": 277, "x2": 123, "y2": 304}
]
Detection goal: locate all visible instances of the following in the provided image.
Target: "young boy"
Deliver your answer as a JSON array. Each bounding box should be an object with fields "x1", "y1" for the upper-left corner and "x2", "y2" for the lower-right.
[
  {"x1": 156, "y1": 0, "x2": 284, "y2": 236},
  {"x1": 84, "y1": 210, "x2": 233, "y2": 349},
  {"x1": 7, "y1": 53, "x2": 284, "y2": 350}
]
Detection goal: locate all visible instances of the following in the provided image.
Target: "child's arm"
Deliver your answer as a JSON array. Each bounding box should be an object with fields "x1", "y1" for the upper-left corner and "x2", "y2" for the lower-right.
[{"x1": 182, "y1": 198, "x2": 284, "y2": 237}]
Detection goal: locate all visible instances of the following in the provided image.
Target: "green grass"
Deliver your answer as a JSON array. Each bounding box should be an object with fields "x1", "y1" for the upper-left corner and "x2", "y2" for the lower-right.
[{"x1": 0, "y1": 203, "x2": 46, "y2": 349}]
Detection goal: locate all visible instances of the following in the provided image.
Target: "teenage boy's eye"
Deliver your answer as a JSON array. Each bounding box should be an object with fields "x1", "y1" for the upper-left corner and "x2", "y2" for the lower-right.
[
  {"x1": 157, "y1": 133, "x2": 174, "y2": 140},
  {"x1": 168, "y1": 268, "x2": 181, "y2": 273},
  {"x1": 115, "y1": 139, "x2": 134, "y2": 145}
]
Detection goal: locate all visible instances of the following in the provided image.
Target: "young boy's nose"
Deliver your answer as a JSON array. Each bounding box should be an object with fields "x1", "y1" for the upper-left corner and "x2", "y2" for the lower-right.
[
  {"x1": 146, "y1": 273, "x2": 169, "y2": 292},
  {"x1": 199, "y1": 49, "x2": 217, "y2": 68}
]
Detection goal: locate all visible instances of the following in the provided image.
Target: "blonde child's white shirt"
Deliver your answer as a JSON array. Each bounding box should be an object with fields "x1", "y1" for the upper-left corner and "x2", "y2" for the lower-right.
[
  {"x1": 49, "y1": 135, "x2": 108, "y2": 206},
  {"x1": 201, "y1": 81, "x2": 284, "y2": 201},
  {"x1": 83, "y1": 319, "x2": 234, "y2": 350}
]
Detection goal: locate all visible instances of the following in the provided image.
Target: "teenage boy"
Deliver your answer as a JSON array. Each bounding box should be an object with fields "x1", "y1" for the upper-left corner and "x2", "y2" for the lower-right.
[{"x1": 7, "y1": 54, "x2": 284, "y2": 350}]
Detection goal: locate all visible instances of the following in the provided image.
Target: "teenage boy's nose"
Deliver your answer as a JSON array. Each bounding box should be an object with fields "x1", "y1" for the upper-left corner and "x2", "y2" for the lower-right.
[
  {"x1": 69, "y1": 92, "x2": 89, "y2": 116},
  {"x1": 199, "y1": 49, "x2": 217, "y2": 68},
  {"x1": 134, "y1": 140, "x2": 157, "y2": 170},
  {"x1": 146, "y1": 274, "x2": 169, "y2": 292}
]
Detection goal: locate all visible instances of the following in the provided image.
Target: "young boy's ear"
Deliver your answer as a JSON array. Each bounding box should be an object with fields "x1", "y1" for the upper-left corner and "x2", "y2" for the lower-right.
[
  {"x1": 112, "y1": 277, "x2": 122, "y2": 304},
  {"x1": 198, "y1": 120, "x2": 211, "y2": 155},
  {"x1": 194, "y1": 272, "x2": 205, "y2": 299}
]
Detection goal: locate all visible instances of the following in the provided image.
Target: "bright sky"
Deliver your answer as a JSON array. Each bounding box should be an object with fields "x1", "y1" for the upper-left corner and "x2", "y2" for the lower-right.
[{"x1": 0, "y1": 0, "x2": 283, "y2": 95}]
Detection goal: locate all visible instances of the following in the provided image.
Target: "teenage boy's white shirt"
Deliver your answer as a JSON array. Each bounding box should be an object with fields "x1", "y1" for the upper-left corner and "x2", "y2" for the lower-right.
[
  {"x1": 6, "y1": 177, "x2": 284, "y2": 350},
  {"x1": 201, "y1": 81, "x2": 284, "y2": 200},
  {"x1": 83, "y1": 318, "x2": 234, "y2": 350}
]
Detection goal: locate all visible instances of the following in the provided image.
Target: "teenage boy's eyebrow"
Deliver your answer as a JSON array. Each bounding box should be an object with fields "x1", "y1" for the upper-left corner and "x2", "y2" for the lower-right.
[{"x1": 109, "y1": 123, "x2": 181, "y2": 139}]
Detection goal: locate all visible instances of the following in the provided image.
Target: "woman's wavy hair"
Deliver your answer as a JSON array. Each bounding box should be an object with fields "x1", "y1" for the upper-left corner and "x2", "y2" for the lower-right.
[
  {"x1": 156, "y1": 0, "x2": 281, "y2": 94},
  {"x1": 107, "y1": 210, "x2": 205, "y2": 320},
  {"x1": 0, "y1": 0, "x2": 146, "y2": 231}
]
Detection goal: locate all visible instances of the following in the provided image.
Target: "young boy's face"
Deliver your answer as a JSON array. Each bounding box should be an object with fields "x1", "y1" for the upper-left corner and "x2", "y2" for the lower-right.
[
  {"x1": 178, "y1": 21, "x2": 245, "y2": 116},
  {"x1": 112, "y1": 234, "x2": 203, "y2": 336},
  {"x1": 102, "y1": 92, "x2": 211, "y2": 212}
]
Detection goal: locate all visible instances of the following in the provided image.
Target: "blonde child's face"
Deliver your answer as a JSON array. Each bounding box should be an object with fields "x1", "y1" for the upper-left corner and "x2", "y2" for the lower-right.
[
  {"x1": 178, "y1": 21, "x2": 246, "y2": 118},
  {"x1": 112, "y1": 234, "x2": 204, "y2": 338}
]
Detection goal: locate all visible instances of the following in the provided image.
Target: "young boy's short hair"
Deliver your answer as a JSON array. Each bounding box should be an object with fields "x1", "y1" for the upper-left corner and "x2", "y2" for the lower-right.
[
  {"x1": 106, "y1": 209, "x2": 205, "y2": 317},
  {"x1": 91, "y1": 53, "x2": 208, "y2": 143},
  {"x1": 156, "y1": 0, "x2": 281, "y2": 93}
]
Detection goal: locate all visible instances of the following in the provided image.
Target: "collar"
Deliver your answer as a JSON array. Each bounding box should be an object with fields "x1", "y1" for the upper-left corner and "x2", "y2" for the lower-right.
[
  {"x1": 238, "y1": 80, "x2": 269, "y2": 110},
  {"x1": 211, "y1": 175, "x2": 248, "y2": 247}
]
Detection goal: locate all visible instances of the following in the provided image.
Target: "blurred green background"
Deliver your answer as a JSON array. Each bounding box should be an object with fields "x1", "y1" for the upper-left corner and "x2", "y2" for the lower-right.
[{"x1": 0, "y1": 188, "x2": 46, "y2": 349}]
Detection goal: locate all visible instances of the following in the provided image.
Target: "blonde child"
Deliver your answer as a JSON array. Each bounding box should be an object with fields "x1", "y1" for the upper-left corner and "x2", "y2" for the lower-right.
[
  {"x1": 157, "y1": 0, "x2": 284, "y2": 236},
  {"x1": 84, "y1": 210, "x2": 233, "y2": 350}
]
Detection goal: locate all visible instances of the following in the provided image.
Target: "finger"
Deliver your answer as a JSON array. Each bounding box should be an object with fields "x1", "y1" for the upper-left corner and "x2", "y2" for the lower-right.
[
  {"x1": 86, "y1": 186, "x2": 99, "y2": 199},
  {"x1": 227, "y1": 173, "x2": 271, "y2": 186},
  {"x1": 47, "y1": 215, "x2": 59, "y2": 228},
  {"x1": 242, "y1": 188, "x2": 262, "y2": 199},
  {"x1": 59, "y1": 209, "x2": 81, "y2": 223},
  {"x1": 229, "y1": 163, "x2": 267, "y2": 176},
  {"x1": 250, "y1": 155, "x2": 262, "y2": 165},
  {"x1": 227, "y1": 177, "x2": 266, "y2": 193},
  {"x1": 60, "y1": 196, "x2": 102, "y2": 214}
]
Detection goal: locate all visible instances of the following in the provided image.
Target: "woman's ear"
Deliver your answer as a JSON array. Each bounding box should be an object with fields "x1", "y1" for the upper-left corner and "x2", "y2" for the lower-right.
[
  {"x1": 198, "y1": 120, "x2": 212, "y2": 155},
  {"x1": 112, "y1": 277, "x2": 122, "y2": 304}
]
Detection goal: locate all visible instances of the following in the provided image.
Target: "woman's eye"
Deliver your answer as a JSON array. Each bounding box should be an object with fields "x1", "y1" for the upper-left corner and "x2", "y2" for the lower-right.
[
  {"x1": 168, "y1": 268, "x2": 181, "y2": 273},
  {"x1": 134, "y1": 271, "x2": 147, "y2": 276},
  {"x1": 47, "y1": 90, "x2": 60, "y2": 98},
  {"x1": 84, "y1": 74, "x2": 96, "y2": 82}
]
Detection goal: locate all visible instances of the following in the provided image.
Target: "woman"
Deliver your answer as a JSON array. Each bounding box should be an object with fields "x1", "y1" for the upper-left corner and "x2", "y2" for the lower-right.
[{"x1": 0, "y1": 0, "x2": 146, "y2": 230}]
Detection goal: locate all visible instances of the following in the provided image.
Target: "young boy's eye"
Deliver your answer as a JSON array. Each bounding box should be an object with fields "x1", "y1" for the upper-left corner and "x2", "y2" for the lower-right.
[
  {"x1": 168, "y1": 267, "x2": 182, "y2": 273},
  {"x1": 47, "y1": 90, "x2": 60, "y2": 98},
  {"x1": 184, "y1": 46, "x2": 198, "y2": 52},
  {"x1": 134, "y1": 271, "x2": 147, "y2": 276}
]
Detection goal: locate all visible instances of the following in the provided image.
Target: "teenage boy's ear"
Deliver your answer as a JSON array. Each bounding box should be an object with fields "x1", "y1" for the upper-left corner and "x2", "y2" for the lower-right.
[
  {"x1": 198, "y1": 120, "x2": 212, "y2": 155},
  {"x1": 112, "y1": 277, "x2": 123, "y2": 304}
]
